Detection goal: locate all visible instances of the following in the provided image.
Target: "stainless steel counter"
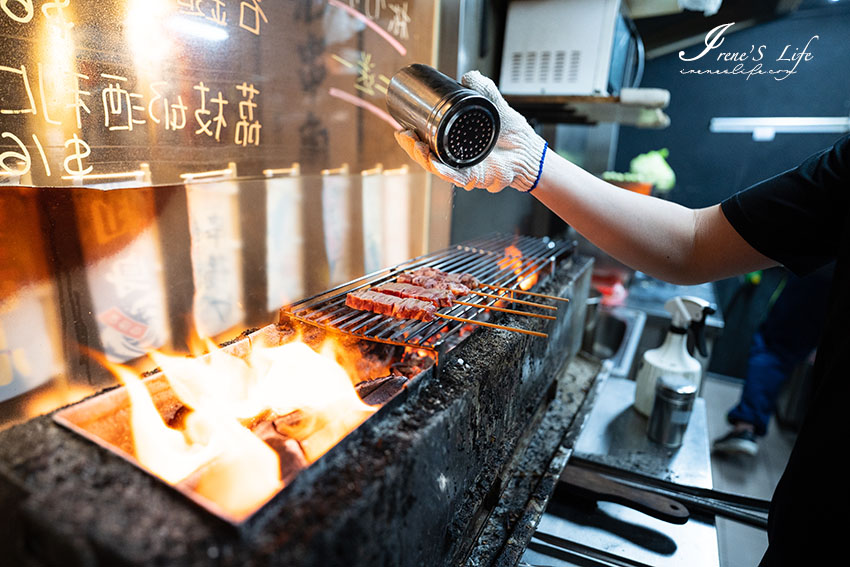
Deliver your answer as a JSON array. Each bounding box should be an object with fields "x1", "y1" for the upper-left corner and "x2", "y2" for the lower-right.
[{"x1": 521, "y1": 376, "x2": 719, "y2": 567}]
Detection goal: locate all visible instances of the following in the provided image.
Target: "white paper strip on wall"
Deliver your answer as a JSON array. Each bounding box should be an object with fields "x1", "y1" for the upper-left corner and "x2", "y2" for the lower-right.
[
  {"x1": 381, "y1": 166, "x2": 411, "y2": 268},
  {"x1": 186, "y1": 181, "x2": 245, "y2": 339},
  {"x1": 361, "y1": 165, "x2": 385, "y2": 274},
  {"x1": 321, "y1": 165, "x2": 353, "y2": 286},
  {"x1": 265, "y1": 167, "x2": 305, "y2": 312}
]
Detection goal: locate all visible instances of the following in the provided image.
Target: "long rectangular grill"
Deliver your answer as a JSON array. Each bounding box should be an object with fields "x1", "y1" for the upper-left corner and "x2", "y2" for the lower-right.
[
  {"x1": 0, "y1": 231, "x2": 596, "y2": 567},
  {"x1": 280, "y1": 234, "x2": 575, "y2": 356}
]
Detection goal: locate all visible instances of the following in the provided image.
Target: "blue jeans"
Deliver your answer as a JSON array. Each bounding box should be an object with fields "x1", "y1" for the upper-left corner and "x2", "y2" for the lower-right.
[
  {"x1": 727, "y1": 331, "x2": 806, "y2": 435},
  {"x1": 727, "y1": 265, "x2": 833, "y2": 436}
]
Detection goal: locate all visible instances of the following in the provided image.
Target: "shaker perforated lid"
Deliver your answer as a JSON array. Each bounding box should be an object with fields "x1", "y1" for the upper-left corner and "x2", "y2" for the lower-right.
[{"x1": 438, "y1": 101, "x2": 498, "y2": 167}]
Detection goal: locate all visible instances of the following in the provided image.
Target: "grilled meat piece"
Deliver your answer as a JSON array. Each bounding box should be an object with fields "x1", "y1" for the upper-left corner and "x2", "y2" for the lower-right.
[
  {"x1": 396, "y1": 273, "x2": 471, "y2": 296},
  {"x1": 372, "y1": 282, "x2": 454, "y2": 307},
  {"x1": 407, "y1": 267, "x2": 480, "y2": 289},
  {"x1": 345, "y1": 288, "x2": 437, "y2": 321}
]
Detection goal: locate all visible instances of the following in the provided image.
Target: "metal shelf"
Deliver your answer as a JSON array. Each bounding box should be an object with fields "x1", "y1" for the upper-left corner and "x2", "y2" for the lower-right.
[{"x1": 505, "y1": 87, "x2": 671, "y2": 128}]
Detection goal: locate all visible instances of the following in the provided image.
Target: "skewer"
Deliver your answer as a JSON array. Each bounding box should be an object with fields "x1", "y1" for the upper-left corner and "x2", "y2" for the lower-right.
[
  {"x1": 436, "y1": 313, "x2": 548, "y2": 338},
  {"x1": 469, "y1": 290, "x2": 558, "y2": 311},
  {"x1": 454, "y1": 300, "x2": 556, "y2": 320},
  {"x1": 479, "y1": 283, "x2": 570, "y2": 303},
  {"x1": 398, "y1": 267, "x2": 564, "y2": 306}
]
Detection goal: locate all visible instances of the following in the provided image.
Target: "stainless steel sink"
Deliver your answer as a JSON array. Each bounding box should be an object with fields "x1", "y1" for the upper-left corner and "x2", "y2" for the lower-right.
[{"x1": 582, "y1": 306, "x2": 645, "y2": 378}]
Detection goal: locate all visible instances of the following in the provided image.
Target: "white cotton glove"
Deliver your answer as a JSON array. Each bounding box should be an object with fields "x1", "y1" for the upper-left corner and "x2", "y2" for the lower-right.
[{"x1": 394, "y1": 70, "x2": 548, "y2": 193}]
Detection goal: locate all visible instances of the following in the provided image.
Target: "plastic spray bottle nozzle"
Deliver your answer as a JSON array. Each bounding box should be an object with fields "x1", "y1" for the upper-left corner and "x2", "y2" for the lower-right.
[{"x1": 664, "y1": 296, "x2": 711, "y2": 329}]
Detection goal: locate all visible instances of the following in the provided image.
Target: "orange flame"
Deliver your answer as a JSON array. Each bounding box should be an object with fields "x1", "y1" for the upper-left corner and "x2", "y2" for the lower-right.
[
  {"x1": 500, "y1": 245, "x2": 538, "y2": 292},
  {"x1": 102, "y1": 332, "x2": 377, "y2": 521}
]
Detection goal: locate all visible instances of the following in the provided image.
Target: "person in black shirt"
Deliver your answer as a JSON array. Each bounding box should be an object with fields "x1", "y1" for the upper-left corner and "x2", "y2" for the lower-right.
[{"x1": 397, "y1": 70, "x2": 848, "y2": 566}]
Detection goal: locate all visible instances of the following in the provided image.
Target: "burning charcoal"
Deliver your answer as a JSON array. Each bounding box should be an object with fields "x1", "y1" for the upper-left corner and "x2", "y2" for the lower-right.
[
  {"x1": 360, "y1": 376, "x2": 408, "y2": 407},
  {"x1": 272, "y1": 410, "x2": 327, "y2": 444},
  {"x1": 272, "y1": 409, "x2": 307, "y2": 433},
  {"x1": 239, "y1": 408, "x2": 274, "y2": 430},
  {"x1": 390, "y1": 361, "x2": 430, "y2": 378},
  {"x1": 390, "y1": 351, "x2": 435, "y2": 378},
  {"x1": 358, "y1": 341, "x2": 398, "y2": 360},
  {"x1": 165, "y1": 404, "x2": 192, "y2": 429},
  {"x1": 251, "y1": 420, "x2": 309, "y2": 484},
  {"x1": 277, "y1": 438, "x2": 309, "y2": 485},
  {"x1": 354, "y1": 342, "x2": 401, "y2": 379},
  {"x1": 354, "y1": 375, "x2": 399, "y2": 399}
]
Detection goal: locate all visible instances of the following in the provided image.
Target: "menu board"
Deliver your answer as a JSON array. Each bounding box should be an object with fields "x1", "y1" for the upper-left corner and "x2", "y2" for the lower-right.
[{"x1": 0, "y1": 0, "x2": 437, "y2": 187}]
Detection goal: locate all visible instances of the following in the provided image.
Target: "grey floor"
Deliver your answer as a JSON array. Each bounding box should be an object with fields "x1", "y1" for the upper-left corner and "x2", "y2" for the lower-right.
[{"x1": 702, "y1": 374, "x2": 797, "y2": 567}]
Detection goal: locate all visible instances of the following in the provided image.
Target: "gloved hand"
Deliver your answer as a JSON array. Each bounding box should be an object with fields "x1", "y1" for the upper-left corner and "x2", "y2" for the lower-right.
[{"x1": 394, "y1": 70, "x2": 548, "y2": 193}]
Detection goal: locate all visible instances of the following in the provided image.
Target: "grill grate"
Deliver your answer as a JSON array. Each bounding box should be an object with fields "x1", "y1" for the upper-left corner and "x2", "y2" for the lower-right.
[{"x1": 280, "y1": 234, "x2": 575, "y2": 358}]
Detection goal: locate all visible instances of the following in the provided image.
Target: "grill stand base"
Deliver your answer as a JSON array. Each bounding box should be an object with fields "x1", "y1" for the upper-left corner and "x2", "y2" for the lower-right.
[{"x1": 466, "y1": 353, "x2": 605, "y2": 566}]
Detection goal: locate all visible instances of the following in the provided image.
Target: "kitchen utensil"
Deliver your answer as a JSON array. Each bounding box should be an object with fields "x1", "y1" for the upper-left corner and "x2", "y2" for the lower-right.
[
  {"x1": 386, "y1": 64, "x2": 500, "y2": 168},
  {"x1": 558, "y1": 463, "x2": 689, "y2": 524},
  {"x1": 647, "y1": 374, "x2": 697, "y2": 448},
  {"x1": 570, "y1": 457, "x2": 770, "y2": 529}
]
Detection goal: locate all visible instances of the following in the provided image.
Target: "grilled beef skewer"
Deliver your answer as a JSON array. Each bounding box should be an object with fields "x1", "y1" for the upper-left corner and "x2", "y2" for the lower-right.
[
  {"x1": 405, "y1": 267, "x2": 481, "y2": 289},
  {"x1": 345, "y1": 287, "x2": 549, "y2": 337},
  {"x1": 345, "y1": 289, "x2": 437, "y2": 321},
  {"x1": 400, "y1": 267, "x2": 557, "y2": 311},
  {"x1": 369, "y1": 282, "x2": 555, "y2": 320},
  {"x1": 396, "y1": 272, "x2": 472, "y2": 296},
  {"x1": 371, "y1": 282, "x2": 454, "y2": 307}
]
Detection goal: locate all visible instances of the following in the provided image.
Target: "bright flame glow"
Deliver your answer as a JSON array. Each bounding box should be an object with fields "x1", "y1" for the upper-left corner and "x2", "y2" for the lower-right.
[
  {"x1": 110, "y1": 362, "x2": 219, "y2": 484},
  {"x1": 104, "y1": 334, "x2": 377, "y2": 521},
  {"x1": 499, "y1": 245, "x2": 539, "y2": 291},
  {"x1": 191, "y1": 419, "x2": 282, "y2": 519}
]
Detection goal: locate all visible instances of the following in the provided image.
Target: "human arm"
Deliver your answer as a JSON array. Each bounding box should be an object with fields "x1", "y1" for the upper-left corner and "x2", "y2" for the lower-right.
[
  {"x1": 531, "y1": 150, "x2": 778, "y2": 285},
  {"x1": 395, "y1": 71, "x2": 778, "y2": 285}
]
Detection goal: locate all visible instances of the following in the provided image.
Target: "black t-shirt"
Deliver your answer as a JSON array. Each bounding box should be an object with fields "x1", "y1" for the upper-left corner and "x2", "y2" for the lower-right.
[{"x1": 720, "y1": 134, "x2": 849, "y2": 567}]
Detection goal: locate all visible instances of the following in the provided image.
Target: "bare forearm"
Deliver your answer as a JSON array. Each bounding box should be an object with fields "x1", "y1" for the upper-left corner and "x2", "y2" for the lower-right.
[{"x1": 532, "y1": 151, "x2": 776, "y2": 284}]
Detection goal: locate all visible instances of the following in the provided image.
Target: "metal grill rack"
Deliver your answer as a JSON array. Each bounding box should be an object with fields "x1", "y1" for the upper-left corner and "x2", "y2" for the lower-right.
[{"x1": 279, "y1": 234, "x2": 575, "y2": 361}]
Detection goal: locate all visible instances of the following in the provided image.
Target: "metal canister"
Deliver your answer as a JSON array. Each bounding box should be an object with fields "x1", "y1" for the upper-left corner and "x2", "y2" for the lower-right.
[
  {"x1": 647, "y1": 375, "x2": 697, "y2": 448},
  {"x1": 386, "y1": 64, "x2": 500, "y2": 168}
]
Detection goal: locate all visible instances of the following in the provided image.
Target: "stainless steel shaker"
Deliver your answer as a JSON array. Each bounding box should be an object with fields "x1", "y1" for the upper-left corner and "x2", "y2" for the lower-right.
[
  {"x1": 386, "y1": 64, "x2": 500, "y2": 168},
  {"x1": 647, "y1": 375, "x2": 697, "y2": 448}
]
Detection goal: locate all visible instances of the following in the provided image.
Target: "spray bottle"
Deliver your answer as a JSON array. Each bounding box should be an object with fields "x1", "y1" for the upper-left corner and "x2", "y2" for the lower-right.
[{"x1": 634, "y1": 296, "x2": 715, "y2": 416}]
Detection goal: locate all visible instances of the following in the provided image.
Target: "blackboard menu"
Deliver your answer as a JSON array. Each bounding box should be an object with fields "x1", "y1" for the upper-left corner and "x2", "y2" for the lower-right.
[{"x1": 0, "y1": 0, "x2": 436, "y2": 187}]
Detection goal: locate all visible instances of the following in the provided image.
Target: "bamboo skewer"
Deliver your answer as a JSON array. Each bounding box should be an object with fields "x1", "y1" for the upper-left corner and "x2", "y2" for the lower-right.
[
  {"x1": 479, "y1": 283, "x2": 570, "y2": 303},
  {"x1": 455, "y1": 300, "x2": 556, "y2": 320},
  {"x1": 469, "y1": 290, "x2": 558, "y2": 310},
  {"x1": 436, "y1": 313, "x2": 548, "y2": 338}
]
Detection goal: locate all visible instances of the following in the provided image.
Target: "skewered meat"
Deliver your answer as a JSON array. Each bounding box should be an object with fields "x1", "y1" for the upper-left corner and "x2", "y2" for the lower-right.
[
  {"x1": 396, "y1": 273, "x2": 471, "y2": 296},
  {"x1": 345, "y1": 288, "x2": 437, "y2": 321},
  {"x1": 372, "y1": 282, "x2": 454, "y2": 307},
  {"x1": 406, "y1": 267, "x2": 480, "y2": 289}
]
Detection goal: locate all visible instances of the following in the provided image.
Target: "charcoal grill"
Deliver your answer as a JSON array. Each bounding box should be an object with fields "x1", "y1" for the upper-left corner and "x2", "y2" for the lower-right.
[{"x1": 0, "y1": 234, "x2": 599, "y2": 567}]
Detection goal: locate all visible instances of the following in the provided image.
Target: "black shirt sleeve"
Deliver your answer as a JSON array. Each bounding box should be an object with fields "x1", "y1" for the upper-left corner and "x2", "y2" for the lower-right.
[{"x1": 720, "y1": 134, "x2": 850, "y2": 276}]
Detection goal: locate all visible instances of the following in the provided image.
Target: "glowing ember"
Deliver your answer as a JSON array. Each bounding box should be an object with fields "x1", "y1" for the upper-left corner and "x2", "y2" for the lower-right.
[{"x1": 102, "y1": 333, "x2": 377, "y2": 522}]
